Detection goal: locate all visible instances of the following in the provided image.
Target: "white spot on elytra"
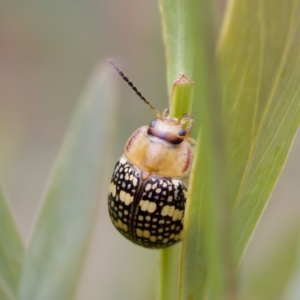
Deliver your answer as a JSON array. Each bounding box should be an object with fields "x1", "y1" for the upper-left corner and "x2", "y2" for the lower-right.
[
  {"x1": 152, "y1": 183, "x2": 158, "y2": 190},
  {"x1": 148, "y1": 202, "x2": 157, "y2": 213},
  {"x1": 131, "y1": 175, "x2": 138, "y2": 187},
  {"x1": 117, "y1": 219, "x2": 128, "y2": 232},
  {"x1": 172, "y1": 179, "x2": 180, "y2": 188},
  {"x1": 120, "y1": 190, "x2": 133, "y2": 205},
  {"x1": 119, "y1": 157, "x2": 126, "y2": 165},
  {"x1": 161, "y1": 205, "x2": 175, "y2": 217},
  {"x1": 150, "y1": 236, "x2": 157, "y2": 242},
  {"x1": 172, "y1": 209, "x2": 179, "y2": 221},
  {"x1": 143, "y1": 230, "x2": 150, "y2": 238},
  {"x1": 140, "y1": 200, "x2": 149, "y2": 211},
  {"x1": 140, "y1": 200, "x2": 157, "y2": 213},
  {"x1": 109, "y1": 183, "x2": 116, "y2": 197},
  {"x1": 167, "y1": 195, "x2": 173, "y2": 202},
  {"x1": 178, "y1": 210, "x2": 183, "y2": 220}
]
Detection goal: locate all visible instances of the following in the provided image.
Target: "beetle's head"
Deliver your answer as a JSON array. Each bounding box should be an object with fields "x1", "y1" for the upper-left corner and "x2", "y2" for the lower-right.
[
  {"x1": 147, "y1": 114, "x2": 193, "y2": 145},
  {"x1": 107, "y1": 59, "x2": 194, "y2": 143}
]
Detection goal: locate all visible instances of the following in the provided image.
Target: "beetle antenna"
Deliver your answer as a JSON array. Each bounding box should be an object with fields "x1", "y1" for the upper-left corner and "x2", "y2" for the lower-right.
[{"x1": 107, "y1": 59, "x2": 161, "y2": 118}]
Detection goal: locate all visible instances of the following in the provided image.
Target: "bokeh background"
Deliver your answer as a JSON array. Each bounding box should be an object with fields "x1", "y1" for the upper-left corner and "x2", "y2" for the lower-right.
[{"x1": 0, "y1": 1, "x2": 299, "y2": 299}]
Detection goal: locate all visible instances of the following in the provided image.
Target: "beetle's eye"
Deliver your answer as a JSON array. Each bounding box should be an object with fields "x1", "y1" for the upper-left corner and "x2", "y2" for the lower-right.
[
  {"x1": 178, "y1": 129, "x2": 186, "y2": 136},
  {"x1": 149, "y1": 120, "x2": 156, "y2": 127}
]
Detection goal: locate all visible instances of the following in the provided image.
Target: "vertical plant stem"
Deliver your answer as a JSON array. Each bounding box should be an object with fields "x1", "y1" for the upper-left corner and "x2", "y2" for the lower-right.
[
  {"x1": 158, "y1": 75, "x2": 194, "y2": 300},
  {"x1": 158, "y1": 246, "x2": 181, "y2": 300}
]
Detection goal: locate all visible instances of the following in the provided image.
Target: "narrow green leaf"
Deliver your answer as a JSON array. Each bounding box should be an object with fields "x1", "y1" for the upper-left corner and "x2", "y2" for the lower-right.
[
  {"x1": 159, "y1": 0, "x2": 236, "y2": 299},
  {"x1": 158, "y1": 75, "x2": 194, "y2": 300},
  {"x1": 180, "y1": 28, "x2": 234, "y2": 297},
  {"x1": 169, "y1": 74, "x2": 194, "y2": 118},
  {"x1": 218, "y1": 0, "x2": 300, "y2": 262},
  {"x1": 158, "y1": 244, "x2": 181, "y2": 300},
  {"x1": 158, "y1": 2, "x2": 197, "y2": 299},
  {"x1": 160, "y1": 0, "x2": 235, "y2": 298},
  {"x1": 19, "y1": 63, "x2": 119, "y2": 300},
  {"x1": 158, "y1": 0, "x2": 195, "y2": 95},
  {"x1": 0, "y1": 187, "x2": 24, "y2": 300}
]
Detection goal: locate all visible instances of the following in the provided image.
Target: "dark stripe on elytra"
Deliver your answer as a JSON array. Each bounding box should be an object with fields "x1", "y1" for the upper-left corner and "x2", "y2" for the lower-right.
[{"x1": 129, "y1": 169, "x2": 145, "y2": 238}]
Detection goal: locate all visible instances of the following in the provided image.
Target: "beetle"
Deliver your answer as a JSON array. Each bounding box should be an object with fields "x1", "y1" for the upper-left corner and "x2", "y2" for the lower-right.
[{"x1": 107, "y1": 59, "x2": 194, "y2": 248}]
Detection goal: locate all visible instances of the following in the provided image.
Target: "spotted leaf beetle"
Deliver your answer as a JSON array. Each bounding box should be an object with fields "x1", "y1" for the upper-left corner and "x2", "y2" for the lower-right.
[{"x1": 107, "y1": 60, "x2": 194, "y2": 248}]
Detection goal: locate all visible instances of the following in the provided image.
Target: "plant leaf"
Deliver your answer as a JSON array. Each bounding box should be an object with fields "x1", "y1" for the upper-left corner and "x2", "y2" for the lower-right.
[
  {"x1": 159, "y1": 0, "x2": 235, "y2": 299},
  {"x1": 18, "y1": 63, "x2": 119, "y2": 300},
  {"x1": 158, "y1": 0, "x2": 195, "y2": 95},
  {"x1": 158, "y1": 1, "x2": 197, "y2": 299},
  {"x1": 218, "y1": 0, "x2": 300, "y2": 262},
  {"x1": 177, "y1": 0, "x2": 235, "y2": 299},
  {"x1": 0, "y1": 187, "x2": 24, "y2": 300}
]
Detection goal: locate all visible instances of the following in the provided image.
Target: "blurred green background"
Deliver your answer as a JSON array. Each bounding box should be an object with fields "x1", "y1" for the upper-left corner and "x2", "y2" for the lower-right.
[{"x1": 0, "y1": 1, "x2": 299, "y2": 299}]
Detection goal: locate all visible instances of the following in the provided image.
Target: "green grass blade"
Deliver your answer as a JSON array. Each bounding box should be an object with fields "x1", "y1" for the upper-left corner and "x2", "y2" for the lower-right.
[
  {"x1": 158, "y1": 76, "x2": 194, "y2": 300},
  {"x1": 178, "y1": 0, "x2": 235, "y2": 299},
  {"x1": 18, "y1": 63, "x2": 119, "y2": 300},
  {"x1": 158, "y1": 1, "x2": 197, "y2": 299},
  {"x1": 169, "y1": 74, "x2": 194, "y2": 117},
  {"x1": 0, "y1": 187, "x2": 24, "y2": 300},
  {"x1": 159, "y1": 0, "x2": 236, "y2": 298},
  {"x1": 218, "y1": 0, "x2": 300, "y2": 262},
  {"x1": 158, "y1": 0, "x2": 195, "y2": 95},
  {"x1": 158, "y1": 244, "x2": 181, "y2": 300}
]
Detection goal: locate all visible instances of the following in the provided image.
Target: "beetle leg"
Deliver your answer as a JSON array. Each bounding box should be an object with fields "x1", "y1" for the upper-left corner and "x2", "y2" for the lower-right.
[
  {"x1": 181, "y1": 176, "x2": 190, "y2": 188},
  {"x1": 162, "y1": 107, "x2": 170, "y2": 118},
  {"x1": 187, "y1": 137, "x2": 197, "y2": 145}
]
